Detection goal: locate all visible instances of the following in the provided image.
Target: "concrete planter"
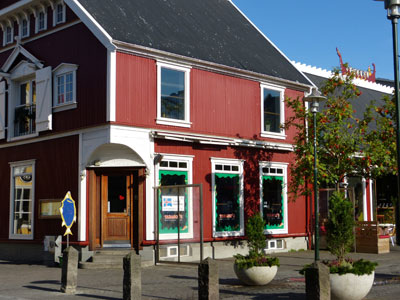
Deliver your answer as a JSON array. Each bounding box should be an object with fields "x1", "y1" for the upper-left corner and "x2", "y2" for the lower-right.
[
  {"x1": 233, "y1": 264, "x2": 278, "y2": 286},
  {"x1": 330, "y1": 271, "x2": 374, "y2": 300}
]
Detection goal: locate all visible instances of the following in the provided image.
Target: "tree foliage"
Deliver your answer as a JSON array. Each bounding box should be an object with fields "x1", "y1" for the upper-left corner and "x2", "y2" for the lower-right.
[{"x1": 284, "y1": 67, "x2": 394, "y2": 198}]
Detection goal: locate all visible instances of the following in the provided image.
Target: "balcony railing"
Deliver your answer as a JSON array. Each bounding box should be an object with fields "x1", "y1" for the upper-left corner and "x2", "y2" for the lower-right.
[{"x1": 14, "y1": 104, "x2": 36, "y2": 137}]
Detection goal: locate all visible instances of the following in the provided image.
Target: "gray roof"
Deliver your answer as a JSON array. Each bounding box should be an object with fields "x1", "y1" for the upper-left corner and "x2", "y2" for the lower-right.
[
  {"x1": 76, "y1": 0, "x2": 310, "y2": 85},
  {"x1": 305, "y1": 73, "x2": 390, "y2": 130}
]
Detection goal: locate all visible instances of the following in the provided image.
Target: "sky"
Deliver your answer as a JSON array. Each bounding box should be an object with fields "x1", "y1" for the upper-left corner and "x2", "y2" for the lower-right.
[{"x1": 232, "y1": 0, "x2": 395, "y2": 80}]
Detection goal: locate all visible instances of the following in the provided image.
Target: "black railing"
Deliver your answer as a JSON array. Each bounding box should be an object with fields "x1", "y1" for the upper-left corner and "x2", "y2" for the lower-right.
[{"x1": 14, "y1": 104, "x2": 36, "y2": 137}]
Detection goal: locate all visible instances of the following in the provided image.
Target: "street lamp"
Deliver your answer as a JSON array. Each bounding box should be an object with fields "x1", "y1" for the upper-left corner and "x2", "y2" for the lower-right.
[
  {"x1": 376, "y1": 0, "x2": 400, "y2": 245},
  {"x1": 304, "y1": 87, "x2": 326, "y2": 261}
]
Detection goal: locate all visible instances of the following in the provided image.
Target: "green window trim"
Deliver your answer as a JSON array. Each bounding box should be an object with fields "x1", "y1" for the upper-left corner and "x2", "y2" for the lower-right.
[
  {"x1": 158, "y1": 170, "x2": 189, "y2": 234},
  {"x1": 214, "y1": 173, "x2": 241, "y2": 233},
  {"x1": 262, "y1": 175, "x2": 284, "y2": 230}
]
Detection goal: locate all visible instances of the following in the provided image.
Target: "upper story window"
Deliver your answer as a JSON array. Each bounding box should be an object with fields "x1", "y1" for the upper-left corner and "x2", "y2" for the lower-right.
[
  {"x1": 53, "y1": 63, "x2": 78, "y2": 112},
  {"x1": 36, "y1": 10, "x2": 47, "y2": 33},
  {"x1": 21, "y1": 18, "x2": 29, "y2": 38},
  {"x1": 53, "y1": 2, "x2": 66, "y2": 25},
  {"x1": 15, "y1": 79, "x2": 36, "y2": 137},
  {"x1": 156, "y1": 62, "x2": 191, "y2": 128},
  {"x1": 4, "y1": 25, "x2": 13, "y2": 45},
  {"x1": 261, "y1": 84, "x2": 286, "y2": 139}
]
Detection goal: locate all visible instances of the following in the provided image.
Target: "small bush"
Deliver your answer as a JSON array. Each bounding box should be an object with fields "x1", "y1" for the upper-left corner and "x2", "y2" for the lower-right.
[{"x1": 300, "y1": 259, "x2": 377, "y2": 276}]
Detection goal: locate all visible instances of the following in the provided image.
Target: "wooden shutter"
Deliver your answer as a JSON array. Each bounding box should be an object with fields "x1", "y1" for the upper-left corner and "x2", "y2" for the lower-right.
[
  {"x1": 0, "y1": 81, "x2": 6, "y2": 139},
  {"x1": 35, "y1": 66, "x2": 52, "y2": 132}
]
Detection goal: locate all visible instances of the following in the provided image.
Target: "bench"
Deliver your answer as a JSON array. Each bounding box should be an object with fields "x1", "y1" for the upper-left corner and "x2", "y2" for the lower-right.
[{"x1": 355, "y1": 221, "x2": 390, "y2": 254}]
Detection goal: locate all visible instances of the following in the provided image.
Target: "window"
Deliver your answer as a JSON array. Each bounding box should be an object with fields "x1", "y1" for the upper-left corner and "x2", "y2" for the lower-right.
[
  {"x1": 53, "y1": 2, "x2": 66, "y2": 25},
  {"x1": 36, "y1": 10, "x2": 47, "y2": 32},
  {"x1": 261, "y1": 84, "x2": 285, "y2": 139},
  {"x1": 4, "y1": 25, "x2": 13, "y2": 45},
  {"x1": 260, "y1": 162, "x2": 288, "y2": 234},
  {"x1": 9, "y1": 161, "x2": 35, "y2": 240},
  {"x1": 21, "y1": 18, "x2": 29, "y2": 38},
  {"x1": 157, "y1": 62, "x2": 191, "y2": 127},
  {"x1": 156, "y1": 154, "x2": 193, "y2": 239},
  {"x1": 212, "y1": 158, "x2": 244, "y2": 237},
  {"x1": 14, "y1": 80, "x2": 36, "y2": 137},
  {"x1": 53, "y1": 63, "x2": 78, "y2": 111}
]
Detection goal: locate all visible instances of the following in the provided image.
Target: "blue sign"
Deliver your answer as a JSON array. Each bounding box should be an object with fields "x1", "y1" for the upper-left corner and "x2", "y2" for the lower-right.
[{"x1": 60, "y1": 191, "x2": 76, "y2": 236}]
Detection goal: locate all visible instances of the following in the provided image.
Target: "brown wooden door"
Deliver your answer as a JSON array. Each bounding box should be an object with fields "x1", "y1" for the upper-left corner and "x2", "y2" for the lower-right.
[{"x1": 102, "y1": 174, "x2": 132, "y2": 244}]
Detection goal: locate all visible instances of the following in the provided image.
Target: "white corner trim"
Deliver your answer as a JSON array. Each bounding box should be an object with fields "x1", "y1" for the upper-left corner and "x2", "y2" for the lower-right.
[
  {"x1": 64, "y1": 0, "x2": 116, "y2": 51},
  {"x1": 107, "y1": 50, "x2": 116, "y2": 122},
  {"x1": 293, "y1": 61, "x2": 394, "y2": 95}
]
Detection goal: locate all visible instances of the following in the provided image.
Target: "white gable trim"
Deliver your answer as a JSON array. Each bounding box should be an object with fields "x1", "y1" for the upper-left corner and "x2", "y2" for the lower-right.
[
  {"x1": 2, "y1": 45, "x2": 43, "y2": 72},
  {"x1": 64, "y1": 0, "x2": 115, "y2": 51},
  {"x1": 294, "y1": 62, "x2": 394, "y2": 95}
]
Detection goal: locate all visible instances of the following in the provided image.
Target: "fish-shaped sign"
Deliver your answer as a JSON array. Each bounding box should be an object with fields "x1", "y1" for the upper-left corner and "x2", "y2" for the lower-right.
[{"x1": 59, "y1": 191, "x2": 76, "y2": 236}]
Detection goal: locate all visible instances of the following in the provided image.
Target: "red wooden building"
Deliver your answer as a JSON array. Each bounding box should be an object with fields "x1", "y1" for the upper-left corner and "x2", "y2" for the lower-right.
[{"x1": 0, "y1": 0, "x2": 315, "y2": 263}]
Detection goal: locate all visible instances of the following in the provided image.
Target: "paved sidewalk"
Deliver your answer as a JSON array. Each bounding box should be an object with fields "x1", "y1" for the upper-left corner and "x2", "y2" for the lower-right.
[{"x1": 1, "y1": 247, "x2": 400, "y2": 299}]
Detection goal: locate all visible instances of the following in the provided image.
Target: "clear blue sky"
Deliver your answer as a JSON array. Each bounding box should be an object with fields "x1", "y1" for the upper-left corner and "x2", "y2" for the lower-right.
[{"x1": 232, "y1": 0, "x2": 395, "y2": 80}]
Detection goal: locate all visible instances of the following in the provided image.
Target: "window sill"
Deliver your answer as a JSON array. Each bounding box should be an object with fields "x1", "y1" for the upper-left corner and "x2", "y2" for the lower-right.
[
  {"x1": 260, "y1": 132, "x2": 286, "y2": 140},
  {"x1": 9, "y1": 132, "x2": 38, "y2": 142},
  {"x1": 156, "y1": 118, "x2": 191, "y2": 128},
  {"x1": 53, "y1": 102, "x2": 77, "y2": 113},
  {"x1": 213, "y1": 231, "x2": 244, "y2": 238}
]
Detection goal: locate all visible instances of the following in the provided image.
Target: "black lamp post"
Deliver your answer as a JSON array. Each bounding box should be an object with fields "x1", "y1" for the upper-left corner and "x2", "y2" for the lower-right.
[
  {"x1": 376, "y1": 0, "x2": 400, "y2": 245},
  {"x1": 304, "y1": 88, "x2": 326, "y2": 261}
]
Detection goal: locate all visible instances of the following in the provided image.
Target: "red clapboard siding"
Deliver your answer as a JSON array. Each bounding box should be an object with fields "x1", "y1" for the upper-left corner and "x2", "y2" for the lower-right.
[{"x1": 116, "y1": 52, "x2": 157, "y2": 125}]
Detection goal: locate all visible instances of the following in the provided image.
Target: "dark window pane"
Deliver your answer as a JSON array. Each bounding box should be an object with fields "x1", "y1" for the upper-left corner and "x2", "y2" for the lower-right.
[
  {"x1": 216, "y1": 164, "x2": 223, "y2": 170},
  {"x1": 161, "y1": 68, "x2": 185, "y2": 120},
  {"x1": 223, "y1": 165, "x2": 230, "y2": 171},
  {"x1": 108, "y1": 175, "x2": 126, "y2": 213},
  {"x1": 277, "y1": 169, "x2": 283, "y2": 174},
  {"x1": 232, "y1": 166, "x2": 239, "y2": 172},
  {"x1": 262, "y1": 177, "x2": 284, "y2": 228},
  {"x1": 169, "y1": 161, "x2": 178, "y2": 168},
  {"x1": 262, "y1": 167, "x2": 269, "y2": 174},
  {"x1": 178, "y1": 162, "x2": 187, "y2": 168},
  {"x1": 263, "y1": 89, "x2": 281, "y2": 133},
  {"x1": 215, "y1": 174, "x2": 240, "y2": 232},
  {"x1": 160, "y1": 161, "x2": 168, "y2": 167},
  {"x1": 270, "y1": 168, "x2": 276, "y2": 174}
]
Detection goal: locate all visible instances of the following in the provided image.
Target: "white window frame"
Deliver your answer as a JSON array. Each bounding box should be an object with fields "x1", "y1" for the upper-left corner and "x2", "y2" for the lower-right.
[
  {"x1": 4, "y1": 25, "x2": 13, "y2": 46},
  {"x1": 260, "y1": 83, "x2": 286, "y2": 140},
  {"x1": 211, "y1": 158, "x2": 244, "y2": 237},
  {"x1": 53, "y1": 63, "x2": 78, "y2": 112},
  {"x1": 155, "y1": 154, "x2": 194, "y2": 240},
  {"x1": 259, "y1": 161, "x2": 288, "y2": 234},
  {"x1": 35, "y1": 9, "x2": 47, "y2": 33},
  {"x1": 53, "y1": 1, "x2": 66, "y2": 26},
  {"x1": 20, "y1": 17, "x2": 30, "y2": 38},
  {"x1": 156, "y1": 61, "x2": 191, "y2": 128},
  {"x1": 9, "y1": 160, "x2": 36, "y2": 240}
]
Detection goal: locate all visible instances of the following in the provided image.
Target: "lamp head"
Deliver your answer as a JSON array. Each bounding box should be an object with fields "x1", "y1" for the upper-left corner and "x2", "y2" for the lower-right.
[
  {"x1": 375, "y1": 0, "x2": 400, "y2": 18},
  {"x1": 304, "y1": 88, "x2": 326, "y2": 113}
]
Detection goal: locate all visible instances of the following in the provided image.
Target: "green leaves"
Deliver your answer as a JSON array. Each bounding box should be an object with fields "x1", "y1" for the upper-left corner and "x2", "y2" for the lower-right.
[{"x1": 326, "y1": 192, "x2": 355, "y2": 262}]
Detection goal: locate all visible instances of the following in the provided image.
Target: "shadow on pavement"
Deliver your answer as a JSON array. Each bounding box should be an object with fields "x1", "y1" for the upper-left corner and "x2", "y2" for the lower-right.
[{"x1": 77, "y1": 294, "x2": 120, "y2": 300}]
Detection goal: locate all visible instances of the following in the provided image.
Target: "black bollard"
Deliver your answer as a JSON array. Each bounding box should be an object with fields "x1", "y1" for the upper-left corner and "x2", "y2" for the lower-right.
[
  {"x1": 123, "y1": 251, "x2": 141, "y2": 300},
  {"x1": 198, "y1": 257, "x2": 219, "y2": 300},
  {"x1": 305, "y1": 261, "x2": 330, "y2": 300}
]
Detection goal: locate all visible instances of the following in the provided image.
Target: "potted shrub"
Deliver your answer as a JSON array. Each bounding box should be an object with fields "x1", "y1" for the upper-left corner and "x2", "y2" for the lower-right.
[
  {"x1": 302, "y1": 191, "x2": 377, "y2": 300},
  {"x1": 233, "y1": 213, "x2": 280, "y2": 285}
]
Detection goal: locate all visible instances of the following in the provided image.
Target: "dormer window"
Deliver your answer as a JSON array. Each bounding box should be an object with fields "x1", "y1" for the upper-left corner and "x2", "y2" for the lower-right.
[
  {"x1": 4, "y1": 25, "x2": 13, "y2": 45},
  {"x1": 36, "y1": 10, "x2": 47, "y2": 32},
  {"x1": 54, "y1": 3, "x2": 66, "y2": 25},
  {"x1": 21, "y1": 19, "x2": 29, "y2": 38}
]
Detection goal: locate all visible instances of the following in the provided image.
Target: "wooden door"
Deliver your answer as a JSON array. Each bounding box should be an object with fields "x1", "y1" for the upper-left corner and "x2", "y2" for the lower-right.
[{"x1": 102, "y1": 174, "x2": 132, "y2": 243}]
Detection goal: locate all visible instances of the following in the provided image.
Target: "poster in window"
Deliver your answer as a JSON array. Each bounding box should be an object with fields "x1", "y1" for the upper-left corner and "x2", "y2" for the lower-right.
[
  {"x1": 158, "y1": 170, "x2": 189, "y2": 234},
  {"x1": 262, "y1": 176, "x2": 284, "y2": 230},
  {"x1": 215, "y1": 173, "x2": 241, "y2": 232}
]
